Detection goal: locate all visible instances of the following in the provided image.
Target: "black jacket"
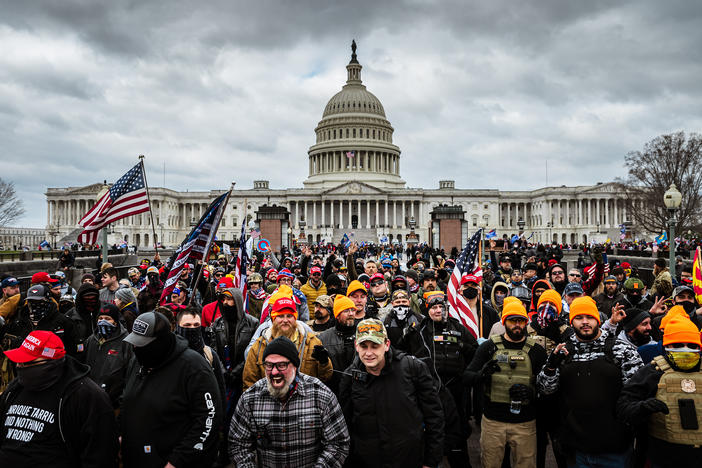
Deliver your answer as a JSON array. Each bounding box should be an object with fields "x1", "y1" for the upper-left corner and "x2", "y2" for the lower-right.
[
  {"x1": 209, "y1": 288, "x2": 258, "y2": 390},
  {"x1": 617, "y1": 362, "x2": 701, "y2": 466},
  {"x1": 66, "y1": 283, "x2": 101, "y2": 360},
  {"x1": 85, "y1": 325, "x2": 134, "y2": 407},
  {"x1": 37, "y1": 308, "x2": 79, "y2": 358},
  {"x1": 404, "y1": 316, "x2": 477, "y2": 384},
  {"x1": 0, "y1": 356, "x2": 118, "y2": 467},
  {"x1": 318, "y1": 322, "x2": 357, "y2": 394},
  {"x1": 339, "y1": 348, "x2": 444, "y2": 468},
  {"x1": 120, "y1": 335, "x2": 222, "y2": 468}
]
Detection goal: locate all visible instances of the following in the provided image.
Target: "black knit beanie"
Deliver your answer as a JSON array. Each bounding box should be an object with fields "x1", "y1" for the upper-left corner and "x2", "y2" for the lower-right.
[
  {"x1": 622, "y1": 307, "x2": 651, "y2": 332},
  {"x1": 262, "y1": 336, "x2": 300, "y2": 368}
]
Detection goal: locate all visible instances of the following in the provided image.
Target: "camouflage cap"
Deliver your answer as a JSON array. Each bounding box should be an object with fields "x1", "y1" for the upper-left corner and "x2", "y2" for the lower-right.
[
  {"x1": 355, "y1": 318, "x2": 388, "y2": 345},
  {"x1": 314, "y1": 294, "x2": 333, "y2": 309}
]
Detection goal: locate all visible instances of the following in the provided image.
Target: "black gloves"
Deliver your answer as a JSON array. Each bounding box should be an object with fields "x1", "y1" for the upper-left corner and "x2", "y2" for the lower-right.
[
  {"x1": 509, "y1": 384, "x2": 534, "y2": 402},
  {"x1": 546, "y1": 348, "x2": 566, "y2": 370},
  {"x1": 641, "y1": 398, "x2": 669, "y2": 415},
  {"x1": 480, "y1": 359, "x2": 501, "y2": 380},
  {"x1": 311, "y1": 345, "x2": 330, "y2": 365}
]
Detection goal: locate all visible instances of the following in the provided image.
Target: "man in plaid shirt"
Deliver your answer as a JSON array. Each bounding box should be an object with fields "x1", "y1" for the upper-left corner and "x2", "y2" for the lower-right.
[{"x1": 229, "y1": 336, "x2": 350, "y2": 467}]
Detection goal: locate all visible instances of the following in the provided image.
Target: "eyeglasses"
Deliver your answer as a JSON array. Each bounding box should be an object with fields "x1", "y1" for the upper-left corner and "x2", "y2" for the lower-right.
[
  {"x1": 370, "y1": 281, "x2": 384, "y2": 287},
  {"x1": 569, "y1": 273, "x2": 581, "y2": 278},
  {"x1": 263, "y1": 361, "x2": 291, "y2": 371},
  {"x1": 552, "y1": 270, "x2": 565, "y2": 276}
]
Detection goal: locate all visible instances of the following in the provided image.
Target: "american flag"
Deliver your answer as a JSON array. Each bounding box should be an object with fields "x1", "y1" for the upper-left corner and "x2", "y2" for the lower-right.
[
  {"x1": 447, "y1": 229, "x2": 483, "y2": 338},
  {"x1": 234, "y1": 221, "x2": 248, "y2": 310},
  {"x1": 345, "y1": 151, "x2": 355, "y2": 159},
  {"x1": 78, "y1": 163, "x2": 150, "y2": 244},
  {"x1": 159, "y1": 192, "x2": 229, "y2": 305}
]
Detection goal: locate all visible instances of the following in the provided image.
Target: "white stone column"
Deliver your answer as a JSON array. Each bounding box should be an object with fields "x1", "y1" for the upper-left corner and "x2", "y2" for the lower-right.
[
  {"x1": 596, "y1": 199, "x2": 601, "y2": 226},
  {"x1": 393, "y1": 201, "x2": 397, "y2": 228},
  {"x1": 613, "y1": 199, "x2": 618, "y2": 226},
  {"x1": 418, "y1": 202, "x2": 422, "y2": 230},
  {"x1": 347, "y1": 201, "x2": 351, "y2": 228},
  {"x1": 401, "y1": 201, "x2": 406, "y2": 228},
  {"x1": 312, "y1": 201, "x2": 317, "y2": 228},
  {"x1": 321, "y1": 201, "x2": 325, "y2": 227},
  {"x1": 375, "y1": 200, "x2": 379, "y2": 227},
  {"x1": 330, "y1": 201, "x2": 335, "y2": 228},
  {"x1": 366, "y1": 201, "x2": 371, "y2": 228},
  {"x1": 384, "y1": 200, "x2": 388, "y2": 227},
  {"x1": 507, "y1": 204, "x2": 511, "y2": 228}
]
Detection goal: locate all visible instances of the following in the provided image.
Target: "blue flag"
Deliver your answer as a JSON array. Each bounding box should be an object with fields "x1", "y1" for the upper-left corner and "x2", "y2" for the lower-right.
[
  {"x1": 510, "y1": 234, "x2": 520, "y2": 244},
  {"x1": 340, "y1": 233, "x2": 351, "y2": 248},
  {"x1": 485, "y1": 229, "x2": 497, "y2": 240},
  {"x1": 40, "y1": 240, "x2": 50, "y2": 249},
  {"x1": 655, "y1": 231, "x2": 668, "y2": 244}
]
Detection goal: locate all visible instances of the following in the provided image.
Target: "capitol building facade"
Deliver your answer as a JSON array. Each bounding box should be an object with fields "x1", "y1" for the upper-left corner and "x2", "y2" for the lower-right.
[{"x1": 45, "y1": 44, "x2": 628, "y2": 253}]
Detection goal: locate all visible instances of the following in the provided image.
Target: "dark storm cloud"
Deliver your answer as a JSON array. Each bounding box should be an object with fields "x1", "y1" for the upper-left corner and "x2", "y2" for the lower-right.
[{"x1": 0, "y1": 0, "x2": 700, "y2": 227}]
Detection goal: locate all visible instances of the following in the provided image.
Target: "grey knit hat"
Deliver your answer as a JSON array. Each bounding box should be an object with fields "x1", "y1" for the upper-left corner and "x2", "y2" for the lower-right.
[{"x1": 115, "y1": 287, "x2": 137, "y2": 304}]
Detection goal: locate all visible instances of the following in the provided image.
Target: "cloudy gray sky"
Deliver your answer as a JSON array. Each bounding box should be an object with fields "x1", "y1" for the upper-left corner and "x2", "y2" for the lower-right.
[{"x1": 2, "y1": 0, "x2": 701, "y2": 228}]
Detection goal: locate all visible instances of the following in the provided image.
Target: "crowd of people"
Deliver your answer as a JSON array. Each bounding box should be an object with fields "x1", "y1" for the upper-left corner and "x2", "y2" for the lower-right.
[{"x1": 0, "y1": 239, "x2": 700, "y2": 467}]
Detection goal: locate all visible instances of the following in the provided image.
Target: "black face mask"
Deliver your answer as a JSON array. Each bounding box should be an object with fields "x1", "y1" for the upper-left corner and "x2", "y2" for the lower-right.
[
  {"x1": 17, "y1": 358, "x2": 65, "y2": 391},
  {"x1": 680, "y1": 301, "x2": 697, "y2": 315},
  {"x1": 463, "y1": 288, "x2": 479, "y2": 300},
  {"x1": 133, "y1": 333, "x2": 175, "y2": 369},
  {"x1": 81, "y1": 294, "x2": 100, "y2": 314},
  {"x1": 29, "y1": 301, "x2": 54, "y2": 324},
  {"x1": 220, "y1": 302, "x2": 238, "y2": 322},
  {"x1": 627, "y1": 294, "x2": 642, "y2": 306},
  {"x1": 176, "y1": 325, "x2": 204, "y2": 351}
]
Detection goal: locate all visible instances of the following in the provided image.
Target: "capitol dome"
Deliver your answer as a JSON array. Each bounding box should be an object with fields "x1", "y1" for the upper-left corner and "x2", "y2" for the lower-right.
[{"x1": 304, "y1": 41, "x2": 405, "y2": 190}]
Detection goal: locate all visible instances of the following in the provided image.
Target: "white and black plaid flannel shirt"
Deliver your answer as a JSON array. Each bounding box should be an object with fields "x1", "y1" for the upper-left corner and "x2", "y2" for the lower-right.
[{"x1": 229, "y1": 373, "x2": 350, "y2": 467}]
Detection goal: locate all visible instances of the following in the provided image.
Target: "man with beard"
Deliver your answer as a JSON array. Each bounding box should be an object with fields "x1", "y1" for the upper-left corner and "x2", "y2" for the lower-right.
[
  {"x1": 546, "y1": 264, "x2": 568, "y2": 296},
  {"x1": 319, "y1": 295, "x2": 358, "y2": 395},
  {"x1": 0, "y1": 331, "x2": 118, "y2": 467},
  {"x1": 606, "y1": 305, "x2": 656, "y2": 350},
  {"x1": 463, "y1": 300, "x2": 546, "y2": 468},
  {"x1": 137, "y1": 266, "x2": 163, "y2": 314},
  {"x1": 410, "y1": 269, "x2": 437, "y2": 317},
  {"x1": 650, "y1": 257, "x2": 674, "y2": 300},
  {"x1": 593, "y1": 275, "x2": 624, "y2": 318},
  {"x1": 229, "y1": 336, "x2": 350, "y2": 467},
  {"x1": 651, "y1": 285, "x2": 702, "y2": 341},
  {"x1": 382, "y1": 289, "x2": 422, "y2": 349},
  {"x1": 84, "y1": 303, "x2": 133, "y2": 408},
  {"x1": 347, "y1": 280, "x2": 371, "y2": 319},
  {"x1": 617, "y1": 316, "x2": 702, "y2": 467},
  {"x1": 121, "y1": 311, "x2": 222, "y2": 468},
  {"x1": 300, "y1": 265, "x2": 328, "y2": 305},
  {"x1": 537, "y1": 296, "x2": 644, "y2": 466},
  {"x1": 66, "y1": 283, "x2": 101, "y2": 360},
  {"x1": 307, "y1": 295, "x2": 335, "y2": 332},
  {"x1": 210, "y1": 287, "x2": 258, "y2": 410},
  {"x1": 242, "y1": 296, "x2": 332, "y2": 390},
  {"x1": 339, "y1": 318, "x2": 444, "y2": 468}
]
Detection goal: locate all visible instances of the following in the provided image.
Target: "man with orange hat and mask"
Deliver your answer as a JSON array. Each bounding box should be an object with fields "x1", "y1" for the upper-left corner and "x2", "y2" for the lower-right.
[
  {"x1": 463, "y1": 298, "x2": 547, "y2": 468},
  {"x1": 537, "y1": 296, "x2": 644, "y2": 466},
  {"x1": 243, "y1": 295, "x2": 332, "y2": 390},
  {"x1": 618, "y1": 315, "x2": 702, "y2": 467},
  {"x1": 318, "y1": 295, "x2": 358, "y2": 394}
]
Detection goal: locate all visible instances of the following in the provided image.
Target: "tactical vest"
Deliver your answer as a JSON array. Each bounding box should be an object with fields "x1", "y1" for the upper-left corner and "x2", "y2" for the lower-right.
[
  {"x1": 488, "y1": 335, "x2": 535, "y2": 404},
  {"x1": 649, "y1": 355, "x2": 702, "y2": 447},
  {"x1": 527, "y1": 324, "x2": 568, "y2": 354}
]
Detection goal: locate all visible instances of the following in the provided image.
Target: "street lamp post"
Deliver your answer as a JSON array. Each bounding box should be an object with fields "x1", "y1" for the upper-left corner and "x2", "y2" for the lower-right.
[
  {"x1": 286, "y1": 227, "x2": 293, "y2": 251},
  {"x1": 517, "y1": 218, "x2": 525, "y2": 237},
  {"x1": 663, "y1": 183, "x2": 682, "y2": 276}
]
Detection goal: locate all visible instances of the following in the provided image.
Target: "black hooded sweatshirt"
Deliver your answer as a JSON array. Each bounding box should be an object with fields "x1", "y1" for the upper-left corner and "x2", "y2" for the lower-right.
[{"x1": 0, "y1": 356, "x2": 118, "y2": 467}]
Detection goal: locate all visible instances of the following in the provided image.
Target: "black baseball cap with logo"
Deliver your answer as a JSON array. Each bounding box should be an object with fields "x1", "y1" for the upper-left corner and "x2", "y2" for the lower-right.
[{"x1": 124, "y1": 312, "x2": 171, "y2": 347}]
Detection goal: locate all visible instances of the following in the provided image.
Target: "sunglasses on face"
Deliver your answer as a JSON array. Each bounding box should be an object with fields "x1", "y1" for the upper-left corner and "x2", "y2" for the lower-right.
[
  {"x1": 552, "y1": 271, "x2": 565, "y2": 276},
  {"x1": 370, "y1": 281, "x2": 384, "y2": 287},
  {"x1": 569, "y1": 273, "x2": 581, "y2": 278}
]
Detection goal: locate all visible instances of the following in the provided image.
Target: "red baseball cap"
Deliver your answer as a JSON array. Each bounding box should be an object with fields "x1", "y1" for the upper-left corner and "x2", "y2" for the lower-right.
[
  {"x1": 271, "y1": 297, "x2": 297, "y2": 318},
  {"x1": 310, "y1": 266, "x2": 322, "y2": 275},
  {"x1": 460, "y1": 274, "x2": 482, "y2": 286},
  {"x1": 548, "y1": 259, "x2": 558, "y2": 267},
  {"x1": 4, "y1": 330, "x2": 66, "y2": 363},
  {"x1": 31, "y1": 272, "x2": 59, "y2": 284},
  {"x1": 370, "y1": 273, "x2": 385, "y2": 282}
]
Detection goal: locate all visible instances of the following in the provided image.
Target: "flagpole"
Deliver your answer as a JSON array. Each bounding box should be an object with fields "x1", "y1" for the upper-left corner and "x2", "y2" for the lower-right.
[
  {"x1": 187, "y1": 184, "x2": 234, "y2": 306},
  {"x1": 478, "y1": 228, "x2": 484, "y2": 338},
  {"x1": 139, "y1": 155, "x2": 160, "y2": 257}
]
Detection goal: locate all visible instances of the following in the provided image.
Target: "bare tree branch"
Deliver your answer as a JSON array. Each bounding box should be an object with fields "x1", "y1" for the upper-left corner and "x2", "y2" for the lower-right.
[
  {"x1": 0, "y1": 179, "x2": 25, "y2": 227},
  {"x1": 615, "y1": 131, "x2": 702, "y2": 235}
]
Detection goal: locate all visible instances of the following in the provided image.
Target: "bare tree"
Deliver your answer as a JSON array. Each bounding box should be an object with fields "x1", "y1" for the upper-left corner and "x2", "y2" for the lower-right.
[
  {"x1": 616, "y1": 131, "x2": 702, "y2": 235},
  {"x1": 0, "y1": 179, "x2": 25, "y2": 227}
]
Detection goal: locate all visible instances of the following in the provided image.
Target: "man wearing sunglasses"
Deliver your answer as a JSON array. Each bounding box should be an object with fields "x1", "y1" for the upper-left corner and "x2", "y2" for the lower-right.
[
  {"x1": 230, "y1": 335, "x2": 350, "y2": 467},
  {"x1": 0, "y1": 331, "x2": 117, "y2": 466},
  {"x1": 301, "y1": 265, "x2": 328, "y2": 306}
]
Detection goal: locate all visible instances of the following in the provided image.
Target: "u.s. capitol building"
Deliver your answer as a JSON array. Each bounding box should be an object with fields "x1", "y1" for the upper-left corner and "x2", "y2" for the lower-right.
[{"x1": 46, "y1": 44, "x2": 627, "y2": 253}]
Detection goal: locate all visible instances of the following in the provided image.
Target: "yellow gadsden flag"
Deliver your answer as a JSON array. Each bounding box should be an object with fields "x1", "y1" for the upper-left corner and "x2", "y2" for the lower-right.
[{"x1": 692, "y1": 247, "x2": 702, "y2": 304}]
